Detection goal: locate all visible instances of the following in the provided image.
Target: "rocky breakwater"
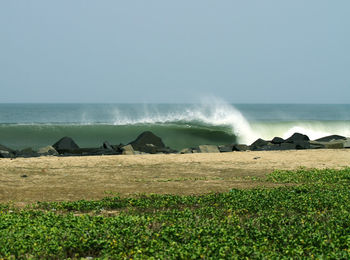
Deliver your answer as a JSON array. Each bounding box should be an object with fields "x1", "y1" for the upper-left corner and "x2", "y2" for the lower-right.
[
  {"x1": 0, "y1": 132, "x2": 349, "y2": 158},
  {"x1": 179, "y1": 133, "x2": 350, "y2": 153},
  {"x1": 249, "y1": 134, "x2": 350, "y2": 151}
]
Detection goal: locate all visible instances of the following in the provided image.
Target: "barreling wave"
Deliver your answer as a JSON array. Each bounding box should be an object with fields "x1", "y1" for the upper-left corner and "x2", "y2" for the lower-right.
[
  {"x1": 110, "y1": 99, "x2": 258, "y2": 144},
  {"x1": 0, "y1": 123, "x2": 236, "y2": 150},
  {"x1": 0, "y1": 101, "x2": 349, "y2": 150}
]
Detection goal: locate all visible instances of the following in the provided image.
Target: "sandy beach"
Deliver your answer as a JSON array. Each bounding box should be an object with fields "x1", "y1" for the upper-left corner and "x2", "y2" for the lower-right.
[{"x1": 1, "y1": 149, "x2": 349, "y2": 205}]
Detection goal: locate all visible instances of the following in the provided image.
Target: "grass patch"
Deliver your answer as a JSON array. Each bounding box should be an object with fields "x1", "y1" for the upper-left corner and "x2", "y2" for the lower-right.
[
  {"x1": 267, "y1": 167, "x2": 350, "y2": 184},
  {"x1": 1, "y1": 168, "x2": 350, "y2": 258}
]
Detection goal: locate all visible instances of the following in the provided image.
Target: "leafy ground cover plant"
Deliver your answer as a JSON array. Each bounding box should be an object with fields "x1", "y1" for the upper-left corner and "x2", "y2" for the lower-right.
[{"x1": 0, "y1": 168, "x2": 349, "y2": 259}]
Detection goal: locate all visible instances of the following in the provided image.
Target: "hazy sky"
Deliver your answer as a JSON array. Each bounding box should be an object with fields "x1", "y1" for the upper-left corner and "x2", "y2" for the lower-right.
[{"x1": 1, "y1": 1, "x2": 349, "y2": 103}]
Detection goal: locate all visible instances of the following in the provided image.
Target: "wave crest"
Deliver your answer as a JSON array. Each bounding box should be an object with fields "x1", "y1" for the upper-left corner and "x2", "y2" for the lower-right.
[{"x1": 111, "y1": 98, "x2": 258, "y2": 144}]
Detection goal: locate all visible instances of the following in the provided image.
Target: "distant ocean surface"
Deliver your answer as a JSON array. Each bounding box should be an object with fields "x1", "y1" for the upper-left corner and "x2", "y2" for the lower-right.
[{"x1": 0, "y1": 102, "x2": 349, "y2": 150}]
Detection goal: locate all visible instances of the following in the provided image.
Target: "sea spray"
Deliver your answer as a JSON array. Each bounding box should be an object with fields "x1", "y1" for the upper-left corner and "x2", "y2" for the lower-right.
[{"x1": 182, "y1": 98, "x2": 258, "y2": 144}]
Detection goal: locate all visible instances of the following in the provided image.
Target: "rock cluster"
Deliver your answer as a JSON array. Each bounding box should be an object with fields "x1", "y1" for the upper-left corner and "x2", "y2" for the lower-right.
[
  {"x1": 0, "y1": 132, "x2": 349, "y2": 158},
  {"x1": 179, "y1": 133, "x2": 350, "y2": 153}
]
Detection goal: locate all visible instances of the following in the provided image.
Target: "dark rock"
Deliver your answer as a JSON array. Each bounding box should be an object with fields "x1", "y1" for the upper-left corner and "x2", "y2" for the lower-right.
[
  {"x1": 232, "y1": 144, "x2": 250, "y2": 151},
  {"x1": 253, "y1": 143, "x2": 282, "y2": 151},
  {"x1": 280, "y1": 143, "x2": 297, "y2": 150},
  {"x1": 129, "y1": 131, "x2": 166, "y2": 154},
  {"x1": 21, "y1": 174, "x2": 28, "y2": 178},
  {"x1": 271, "y1": 137, "x2": 284, "y2": 144},
  {"x1": 294, "y1": 141, "x2": 310, "y2": 149},
  {"x1": 251, "y1": 138, "x2": 269, "y2": 147},
  {"x1": 53, "y1": 137, "x2": 80, "y2": 154},
  {"x1": 250, "y1": 139, "x2": 269, "y2": 150},
  {"x1": 314, "y1": 135, "x2": 347, "y2": 142},
  {"x1": 62, "y1": 148, "x2": 118, "y2": 156},
  {"x1": 218, "y1": 144, "x2": 234, "y2": 153},
  {"x1": 16, "y1": 148, "x2": 39, "y2": 158},
  {"x1": 285, "y1": 133, "x2": 310, "y2": 143},
  {"x1": 283, "y1": 133, "x2": 310, "y2": 150}
]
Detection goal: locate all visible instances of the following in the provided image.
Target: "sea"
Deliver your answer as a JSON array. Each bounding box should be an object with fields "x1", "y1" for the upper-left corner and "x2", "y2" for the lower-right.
[{"x1": 0, "y1": 101, "x2": 349, "y2": 150}]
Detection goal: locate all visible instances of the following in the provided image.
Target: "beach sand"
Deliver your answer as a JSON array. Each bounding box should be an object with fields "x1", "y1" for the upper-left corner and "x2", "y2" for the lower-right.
[{"x1": 0, "y1": 149, "x2": 349, "y2": 205}]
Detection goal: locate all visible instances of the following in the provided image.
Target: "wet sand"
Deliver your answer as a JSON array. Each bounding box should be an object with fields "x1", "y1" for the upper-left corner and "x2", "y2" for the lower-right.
[{"x1": 0, "y1": 149, "x2": 349, "y2": 205}]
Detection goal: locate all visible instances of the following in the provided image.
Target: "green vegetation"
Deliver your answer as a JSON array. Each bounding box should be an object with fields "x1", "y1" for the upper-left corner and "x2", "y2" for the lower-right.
[{"x1": 1, "y1": 168, "x2": 350, "y2": 259}]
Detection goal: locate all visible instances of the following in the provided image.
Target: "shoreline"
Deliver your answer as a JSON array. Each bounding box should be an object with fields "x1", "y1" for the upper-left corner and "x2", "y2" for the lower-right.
[
  {"x1": 1, "y1": 149, "x2": 349, "y2": 205},
  {"x1": 1, "y1": 131, "x2": 349, "y2": 158}
]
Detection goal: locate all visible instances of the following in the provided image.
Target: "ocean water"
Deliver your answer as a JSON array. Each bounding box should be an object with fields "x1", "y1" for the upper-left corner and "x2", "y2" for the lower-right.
[{"x1": 0, "y1": 101, "x2": 349, "y2": 150}]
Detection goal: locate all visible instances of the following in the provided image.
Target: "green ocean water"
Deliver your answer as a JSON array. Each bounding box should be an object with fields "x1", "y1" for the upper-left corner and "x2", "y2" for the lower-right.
[{"x1": 0, "y1": 103, "x2": 349, "y2": 150}]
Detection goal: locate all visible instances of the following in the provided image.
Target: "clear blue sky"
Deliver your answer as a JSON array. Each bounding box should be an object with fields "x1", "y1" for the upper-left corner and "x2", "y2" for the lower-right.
[{"x1": 0, "y1": 1, "x2": 349, "y2": 103}]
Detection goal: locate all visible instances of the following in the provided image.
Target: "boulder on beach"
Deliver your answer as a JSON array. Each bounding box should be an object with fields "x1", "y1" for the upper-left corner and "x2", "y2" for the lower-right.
[
  {"x1": 250, "y1": 138, "x2": 269, "y2": 150},
  {"x1": 129, "y1": 131, "x2": 166, "y2": 154},
  {"x1": 271, "y1": 137, "x2": 284, "y2": 144},
  {"x1": 53, "y1": 137, "x2": 80, "y2": 154},
  {"x1": 284, "y1": 133, "x2": 310, "y2": 143},
  {"x1": 249, "y1": 134, "x2": 311, "y2": 151},
  {"x1": 251, "y1": 138, "x2": 269, "y2": 147},
  {"x1": 284, "y1": 133, "x2": 310, "y2": 149}
]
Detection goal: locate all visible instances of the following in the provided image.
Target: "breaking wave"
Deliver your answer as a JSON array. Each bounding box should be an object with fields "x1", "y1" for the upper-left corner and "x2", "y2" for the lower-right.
[{"x1": 0, "y1": 100, "x2": 349, "y2": 149}]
